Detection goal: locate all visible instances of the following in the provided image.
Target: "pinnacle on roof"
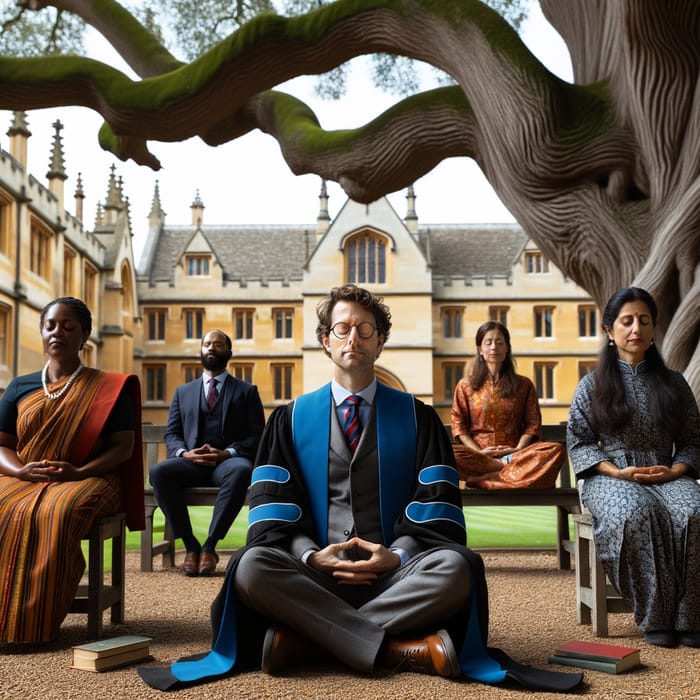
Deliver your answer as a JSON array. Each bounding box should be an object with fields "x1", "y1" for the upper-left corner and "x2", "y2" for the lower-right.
[
  {"x1": 7, "y1": 110, "x2": 31, "y2": 137},
  {"x1": 149, "y1": 180, "x2": 166, "y2": 219},
  {"x1": 317, "y1": 179, "x2": 330, "y2": 221},
  {"x1": 46, "y1": 119, "x2": 67, "y2": 181},
  {"x1": 191, "y1": 189, "x2": 204, "y2": 208},
  {"x1": 104, "y1": 163, "x2": 123, "y2": 209},
  {"x1": 74, "y1": 172, "x2": 85, "y2": 199}
]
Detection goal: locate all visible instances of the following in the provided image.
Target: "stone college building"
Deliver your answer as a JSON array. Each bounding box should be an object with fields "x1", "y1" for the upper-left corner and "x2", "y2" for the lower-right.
[{"x1": 0, "y1": 112, "x2": 598, "y2": 426}]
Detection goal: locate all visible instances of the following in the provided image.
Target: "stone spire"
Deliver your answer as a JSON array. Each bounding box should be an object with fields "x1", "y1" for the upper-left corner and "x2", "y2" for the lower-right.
[
  {"x1": 103, "y1": 164, "x2": 124, "y2": 224},
  {"x1": 191, "y1": 189, "x2": 204, "y2": 226},
  {"x1": 148, "y1": 180, "x2": 166, "y2": 226},
  {"x1": 7, "y1": 110, "x2": 31, "y2": 168},
  {"x1": 404, "y1": 184, "x2": 418, "y2": 234},
  {"x1": 94, "y1": 200, "x2": 104, "y2": 227},
  {"x1": 74, "y1": 172, "x2": 85, "y2": 223},
  {"x1": 316, "y1": 179, "x2": 330, "y2": 235},
  {"x1": 47, "y1": 119, "x2": 68, "y2": 209}
]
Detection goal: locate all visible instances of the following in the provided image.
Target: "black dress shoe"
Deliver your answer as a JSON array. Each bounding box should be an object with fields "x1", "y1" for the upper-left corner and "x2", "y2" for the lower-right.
[
  {"x1": 643, "y1": 630, "x2": 677, "y2": 647},
  {"x1": 382, "y1": 629, "x2": 461, "y2": 677},
  {"x1": 678, "y1": 631, "x2": 700, "y2": 647},
  {"x1": 198, "y1": 551, "x2": 219, "y2": 576},
  {"x1": 182, "y1": 551, "x2": 199, "y2": 577}
]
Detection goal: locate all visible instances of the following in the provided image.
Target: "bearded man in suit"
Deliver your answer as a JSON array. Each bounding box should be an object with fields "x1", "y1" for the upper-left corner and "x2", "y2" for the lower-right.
[{"x1": 149, "y1": 329, "x2": 265, "y2": 576}]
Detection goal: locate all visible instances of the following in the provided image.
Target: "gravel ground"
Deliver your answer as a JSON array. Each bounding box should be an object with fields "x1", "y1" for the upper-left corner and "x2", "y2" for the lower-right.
[{"x1": 1, "y1": 550, "x2": 698, "y2": 700}]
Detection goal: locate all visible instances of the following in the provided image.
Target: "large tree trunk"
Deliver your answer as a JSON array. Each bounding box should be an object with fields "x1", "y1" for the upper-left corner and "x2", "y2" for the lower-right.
[{"x1": 4, "y1": 0, "x2": 700, "y2": 398}]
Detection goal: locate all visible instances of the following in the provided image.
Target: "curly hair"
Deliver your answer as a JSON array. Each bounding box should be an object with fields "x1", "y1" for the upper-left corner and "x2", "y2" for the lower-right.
[{"x1": 315, "y1": 284, "x2": 391, "y2": 355}]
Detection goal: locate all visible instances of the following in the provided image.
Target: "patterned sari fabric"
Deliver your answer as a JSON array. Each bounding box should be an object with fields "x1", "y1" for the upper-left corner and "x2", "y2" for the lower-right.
[
  {"x1": 0, "y1": 369, "x2": 135, "y2": 643},
  {"x1": 451, "y1": 375, "x2": 564, "y2": 489}
]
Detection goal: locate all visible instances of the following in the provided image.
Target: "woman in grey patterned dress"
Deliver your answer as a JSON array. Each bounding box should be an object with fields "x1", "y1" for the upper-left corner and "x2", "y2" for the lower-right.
[{"x1": 567, "y1": 287, "x2": 700, "y2": 648}]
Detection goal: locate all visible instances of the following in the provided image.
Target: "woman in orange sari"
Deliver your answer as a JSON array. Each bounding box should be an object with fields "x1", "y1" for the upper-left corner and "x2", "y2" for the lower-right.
[
  {"x1": 451, "y1": 321, "x2": 564, "y2": 489},
  {"x1": 0, "y1": 297, "x2": 143, "y2": 643}
]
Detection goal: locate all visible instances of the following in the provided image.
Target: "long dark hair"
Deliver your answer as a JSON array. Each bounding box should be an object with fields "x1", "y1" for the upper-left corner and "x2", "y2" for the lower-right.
[
  {"x1": 469, "y1": 321, "x2": 518, "y2": 397},
  {"x1": 590, "y1": 287, "x2": 682, "y2": 434}
]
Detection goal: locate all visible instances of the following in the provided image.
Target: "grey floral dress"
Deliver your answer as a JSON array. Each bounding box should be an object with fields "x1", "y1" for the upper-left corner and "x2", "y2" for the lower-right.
[{"x1": 567, "y1": 360, "x2": 700, "y2": 633}]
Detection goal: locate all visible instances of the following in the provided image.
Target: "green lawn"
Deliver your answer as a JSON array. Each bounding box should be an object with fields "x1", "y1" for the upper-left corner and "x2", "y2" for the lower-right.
[{"x1": 108, "y1": 505, "x2": 572, "y2": 553}]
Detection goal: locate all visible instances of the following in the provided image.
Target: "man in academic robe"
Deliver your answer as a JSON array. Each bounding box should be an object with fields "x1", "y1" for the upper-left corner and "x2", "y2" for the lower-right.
[{"x1": 139, "y1": 285, "x2": 581, "y2": 693}]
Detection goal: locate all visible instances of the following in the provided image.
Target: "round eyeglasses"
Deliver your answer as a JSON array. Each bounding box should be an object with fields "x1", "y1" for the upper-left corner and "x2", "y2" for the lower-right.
[{"x1": 330, "y1": 322, "x2": 377, "y2": 339}]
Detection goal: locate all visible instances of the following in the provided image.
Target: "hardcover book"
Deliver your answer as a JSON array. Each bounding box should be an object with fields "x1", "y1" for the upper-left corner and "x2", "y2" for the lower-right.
[
  {"x1": 71, "y1": 635, "x2": 152, "y2": 672},
  {"x1": 549, "y1": 640, "x2": 641, "y2": 674}
]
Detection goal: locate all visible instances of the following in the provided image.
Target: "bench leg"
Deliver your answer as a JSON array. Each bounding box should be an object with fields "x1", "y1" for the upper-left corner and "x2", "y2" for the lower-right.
[
  {"x1": 141, "y1": 506, "x2": 156, "y2": 572},
  {"x1": 555, "y1": 506, "x2": 572, "y2": 570},
  {"x1": 575, "y1": 522, "x2": 592, "y2": 625}
]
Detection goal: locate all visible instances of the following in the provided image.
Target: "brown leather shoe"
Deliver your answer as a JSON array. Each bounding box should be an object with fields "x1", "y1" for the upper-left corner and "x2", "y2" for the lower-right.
[
  {"x1": 198, "y1": 551, "x2": 219, "y2": 576},
  {"x1": 382, "y1": 629, "x2": 461, "y2": 677},
  {"x1": 182, "y1": 550, "x2": 199, "y2": 577},
  {"x1": 261, "y1": 625, "x2": 323, "y2": 675}
]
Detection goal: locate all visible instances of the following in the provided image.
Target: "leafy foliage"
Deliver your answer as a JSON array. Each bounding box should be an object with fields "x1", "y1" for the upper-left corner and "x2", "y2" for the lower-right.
[{"x1": 0, "y1": 5, "x2": 84, "y2": 56}]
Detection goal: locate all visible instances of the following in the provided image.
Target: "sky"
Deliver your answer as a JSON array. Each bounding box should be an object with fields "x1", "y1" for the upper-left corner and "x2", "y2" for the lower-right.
[{"x1": 1, "y1": 1, "x2": 573, "y2": 259}]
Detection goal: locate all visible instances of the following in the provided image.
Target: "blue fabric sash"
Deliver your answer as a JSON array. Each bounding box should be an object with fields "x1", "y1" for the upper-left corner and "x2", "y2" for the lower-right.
[{"x1": 292, "y1": 382, "x2": 416, "y2": 545}]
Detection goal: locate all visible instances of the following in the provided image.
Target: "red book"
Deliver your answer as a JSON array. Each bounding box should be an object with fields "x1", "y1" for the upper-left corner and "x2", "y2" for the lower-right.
[{"x1": 552, "y1": 640, "x2": 641, "y2": 673}]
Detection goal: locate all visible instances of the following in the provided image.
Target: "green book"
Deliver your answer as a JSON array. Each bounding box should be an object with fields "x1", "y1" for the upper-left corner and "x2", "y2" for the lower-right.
[
  {"x1": 548, "y1": 654, "x2": 637, "y2": 675},
  {"x1": 72, "y1": 635, "x2": 152, "y2": 660}
]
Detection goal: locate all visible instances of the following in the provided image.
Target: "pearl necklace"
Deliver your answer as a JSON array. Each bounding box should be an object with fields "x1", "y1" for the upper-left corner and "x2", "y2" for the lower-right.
[{"x1": 42, "y1": 361, "x2": 84, "y2": 400}]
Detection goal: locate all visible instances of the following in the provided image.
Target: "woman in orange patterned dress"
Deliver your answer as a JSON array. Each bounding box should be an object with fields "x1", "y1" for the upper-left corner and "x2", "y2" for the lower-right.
[
  {"x1": 0, "y1": 297, "x2": 143, "y2": 643},
  {"x1": 451, "y1": 321, "x2": 564, "y2": 489}
]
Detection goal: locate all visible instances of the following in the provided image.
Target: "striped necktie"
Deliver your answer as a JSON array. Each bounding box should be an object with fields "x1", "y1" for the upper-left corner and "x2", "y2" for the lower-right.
[{"x1": 342, "y1": 395, "x2": 362, "y2": 452}]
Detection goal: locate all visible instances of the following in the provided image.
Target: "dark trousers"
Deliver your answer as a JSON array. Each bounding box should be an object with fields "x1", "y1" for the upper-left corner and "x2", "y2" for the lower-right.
[{"x1": 149, "y1": 456, "x2": 252, "y2": 544}]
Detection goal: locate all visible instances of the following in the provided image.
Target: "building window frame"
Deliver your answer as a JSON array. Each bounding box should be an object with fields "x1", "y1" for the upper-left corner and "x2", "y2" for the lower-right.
[
  {"x1": 183, "y1": 307, "x2": 204, "y2": 340},
  {"x1": 146, "y1": 309, "x2": 167, "y2": 341},
  {"x1": 232, "y1": 363, "x2": 254, "y2": 384},
  {"x1": 0, "y1": 303, "x2": 9, "y2": 368},
  {"x1": 30, "y1": 221, "x2": 52, "y2": 280},
  {"x1": 534, "y1": 306, "x2": 554, "y2": 339},
  {"x1": 345, "y1": 231, "x2": 387, "y2": 284},
  {"x1": 233, "y1": 308, "x2": 254, "y2": 340},
  {"x1": 183, "y1": 364, "x2": 202, "y2": 383},
  {"x1": 578, "y1": 360, "x2": 597, "y2": 380},
  {"x1": 82, "y1": 261, "x2": 98, "y2": 311},
  {"x1": 578, "y1": 305, "x2": 598, "y2": 338},
  {"x1": 442, "y1": 306, "x2": 464, "y2": 339},
  {"x1": 443, "y1": 362, "x2": 464, "y2": 401},
  {"x1": 489, "y1": 305, "x2": 509, "y2": 326},
  {"x1": 145, "y1": 364, "x2": 166, "y2": 402},
  {"x1": 186, "y1": 254, "x2": 211, "y2": 277},
  {"x1": 525, "y1": 251, "x2": 550, "y2": 274},
  {"x1": 534, "y1": 362, "x2": 556, "y2": 401},
  {"x1": 273, "y1": 308, "x2": 294, "y2": 340},
  {"x1": 272, "y1": 363, "x2": 293, "y2": 401}
]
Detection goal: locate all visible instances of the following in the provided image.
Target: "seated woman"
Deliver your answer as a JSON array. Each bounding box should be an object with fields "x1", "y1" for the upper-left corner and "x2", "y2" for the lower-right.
[
  {"x1": 0, "y1": 297, "x2": 143, "y2": 643},
  {"x1": 568, "y1": 287, "x2": 700, "y2": 648},
  {"x1": 451, "y1": 321, "x2": 564, "y2": 489}
]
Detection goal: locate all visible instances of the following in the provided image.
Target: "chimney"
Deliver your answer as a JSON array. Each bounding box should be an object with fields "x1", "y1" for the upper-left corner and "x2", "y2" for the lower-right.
[
  {"x1": 191, "y1": 189, "x2": 204, "y2": 226},
  {"x1": 8, "y1": 111, "x2": 31, "y2": 168}
]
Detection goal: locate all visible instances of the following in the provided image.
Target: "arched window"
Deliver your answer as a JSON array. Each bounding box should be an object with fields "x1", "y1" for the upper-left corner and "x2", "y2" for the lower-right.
[{"x1": 346, "y1": 232, "x2": 387, "y2": 284}]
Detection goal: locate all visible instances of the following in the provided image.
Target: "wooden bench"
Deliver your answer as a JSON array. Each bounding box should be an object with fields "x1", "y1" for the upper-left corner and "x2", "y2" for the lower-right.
[
  {"x1": 142, "y1": 423, "x2": 578, "y2": 571},
  {"x1": 141, "y1": 424, "x2": 221, "y2": 571},
  {"x1": 457, "y1": 424, "x2": 580, "y2": 570}
]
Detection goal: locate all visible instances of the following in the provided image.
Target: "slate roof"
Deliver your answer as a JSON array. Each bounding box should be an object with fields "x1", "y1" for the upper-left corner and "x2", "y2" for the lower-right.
[
  {"x1": 143, "y1": 222, "x2": 527, "y2": 283},
  {"x1": 146, "y1": 225, "x2": 309, "y2": 284},
  {"x1": 425, "y1": 225, "x2": 527, "y2": 278}
]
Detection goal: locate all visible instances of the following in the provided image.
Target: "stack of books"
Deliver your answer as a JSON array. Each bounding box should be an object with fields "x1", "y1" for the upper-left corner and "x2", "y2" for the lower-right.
[
  {"x1": 548, "y1": 640, "x2": 641, "y2": 674},
  {"x1": 71, "y1": 635, "x2": 152, "y2": 672}
]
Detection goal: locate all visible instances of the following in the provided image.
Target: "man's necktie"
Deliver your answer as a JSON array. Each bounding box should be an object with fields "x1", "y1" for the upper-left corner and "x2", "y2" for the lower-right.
[
  {"x1": 342, "y1": 395, "x2": 362, "y2": 452},
  {"x1": 206, "y1": 378, "x2": 218, "y2": 410}
]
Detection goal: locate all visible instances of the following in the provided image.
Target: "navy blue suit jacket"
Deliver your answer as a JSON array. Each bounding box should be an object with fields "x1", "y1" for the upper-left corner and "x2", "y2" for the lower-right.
[{"x1": 164, "y1": 374, "x2": 265, "y2": 461}]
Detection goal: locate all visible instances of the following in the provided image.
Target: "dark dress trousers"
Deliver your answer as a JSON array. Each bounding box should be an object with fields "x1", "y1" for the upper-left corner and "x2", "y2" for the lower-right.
[{"x1": 149, "y1": 374, "x2": 265, "y2": 542}]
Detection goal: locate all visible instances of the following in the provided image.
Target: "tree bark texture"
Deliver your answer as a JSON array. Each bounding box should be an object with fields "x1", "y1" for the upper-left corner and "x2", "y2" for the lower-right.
[{"x1": 4, "y1": 0, "x2": 700, "y2": 399}]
